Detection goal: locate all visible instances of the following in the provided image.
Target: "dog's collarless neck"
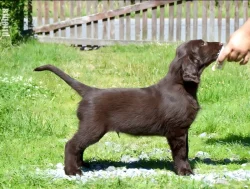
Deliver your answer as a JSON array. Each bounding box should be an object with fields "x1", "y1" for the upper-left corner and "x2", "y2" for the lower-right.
[{"x1": 183, "y1": 82, "x2": 198, "y2": 99}]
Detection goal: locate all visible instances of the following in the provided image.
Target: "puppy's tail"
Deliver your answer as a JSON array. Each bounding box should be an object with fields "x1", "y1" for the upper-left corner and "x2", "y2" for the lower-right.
[{"x1": 34, "y1": 64, "x2": 95, "y2": 97}]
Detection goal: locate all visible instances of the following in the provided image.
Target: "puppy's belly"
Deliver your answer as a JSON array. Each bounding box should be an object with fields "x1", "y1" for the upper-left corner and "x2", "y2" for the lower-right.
[
  {"x1": 109, "y1": 115, "x2": 164, "y2": 136},
  {"x1": 115, "y1": 124, "x2": 164, "y2": 136},
  {"x1": 109, "y1": 111, "x2": 196, "y2": 136}
]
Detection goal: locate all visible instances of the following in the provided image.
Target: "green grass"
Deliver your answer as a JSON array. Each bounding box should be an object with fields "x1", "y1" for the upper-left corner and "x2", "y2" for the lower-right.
[{"x1": 0, "y1": 39, "x2": 250, "y2": 188}]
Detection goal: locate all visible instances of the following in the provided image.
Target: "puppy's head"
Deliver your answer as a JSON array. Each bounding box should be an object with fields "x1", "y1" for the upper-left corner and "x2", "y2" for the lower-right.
[{"x1": 174, "y1": 40, "x2": 223, "y2": 84}]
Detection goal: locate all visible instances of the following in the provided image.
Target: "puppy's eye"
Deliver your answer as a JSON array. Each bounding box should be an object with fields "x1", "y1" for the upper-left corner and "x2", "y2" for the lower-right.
[{"x1": 201, "y1": 42, "x2": 207, "y2": 46}]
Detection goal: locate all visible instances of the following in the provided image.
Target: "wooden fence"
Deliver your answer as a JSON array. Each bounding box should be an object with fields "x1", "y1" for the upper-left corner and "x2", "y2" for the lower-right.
[{"x1": 32, "y1": 0, "x2": 250, "y2": 46}]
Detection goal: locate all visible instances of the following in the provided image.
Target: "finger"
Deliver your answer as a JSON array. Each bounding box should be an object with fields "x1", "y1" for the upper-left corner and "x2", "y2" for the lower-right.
[
  {"x1": 235, "y1": 53, "x2": 245, "y2": 62},
  {"x1": 228, "y1": 51, "x2": 240, "y2": 62},
  {"x1": 240, "y1": 52, "x2": 250, "y2": 65},
  {"x1": 217, "y1": 46, "x2": 232, "y2": 63}
]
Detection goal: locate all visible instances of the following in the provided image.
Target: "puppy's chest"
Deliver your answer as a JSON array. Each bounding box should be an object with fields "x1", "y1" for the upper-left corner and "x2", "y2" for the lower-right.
[
  {"x1": 186, "y1": 100, "x2": 200, "y2": 121},
  {"x1": 164, "y1": 96, "x2": 200, "y2": 126}
]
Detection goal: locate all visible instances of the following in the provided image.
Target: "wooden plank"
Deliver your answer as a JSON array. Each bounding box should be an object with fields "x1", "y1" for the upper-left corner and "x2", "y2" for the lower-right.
[
  {"x1": 152, "y1": 6, "x2": 157, "y2": 41},
  {"x1": 34, "y1": 0, "x2": 174, "y2": 33},
  {"x1": 159, "y1": 4, "x2": 165, "y2": 41},
  {"x1": 44, "y1": 1, "x2": 49, "y2": 25},
  {"x1": 176, "y1": 1, "x2": 182, "y2": 41},
  {"x1": 234, "y1": 0, "x2": 239, "y2": 30},
  {"x1": 225, "y1": 1, "x2": 230, "y2": 41},
  {"x1": 243, "y1": 0, "x2": 248, "y2": 23},
  {"x1": 126, "y1": 0, "x2": 131, "y2": 40},
  {"x1": 193, "y1": 0, "x2": 198, "y2": 39},
  {"x1": 70, "y1": 1, "x2": 75, "y2": 37},
  {"x1": 168, "y1": 2, "x2": 174, "y2": 42},
  {"x1": 142, "y1": 8, "x2": 147, "y2": 40},
  {"x1": 44, "y1": 1, "x2": 49, "y2": 35},
  {"x1": 218, "y1": 1, "x2": 223, "y2": 42},
  {"x1": 102, "y1": 1, "x2": 108, "y2": 39},
  {"x1": 202, "y1": 1, "x2": 207, "y2": 40},
  {"x1": 60, "y1": 1, "x2": 66, "y2": 37},
  {"x1": 37, "y1": 1, "x2": 42, "y2": 26},
  {"x1": 110, "y1": 1, "x2": 115, "y2": 39},
  {"x1": 209, "y1": 0, "x2": 214, "y2": 41},
  {"x1": 119, "y1": 1, "x2": 125, "y2": 40},
  {"x1": 37, "y1": 36, "x2": 176, "y2": 46},
  {"x1": 186, "y1": 0, "x2": 190, "y2": 41},
  {"x1": 76, "y1": 1, "x2": 82, "y2": 38},
  {"x1": 86, "y1": 1, "x2": 92, "y2": 39},
  {"x1": 93, "y1": 0, "x2": 98, "y2": 39},
  {"x1": 135, "y1": 0, "x2": 141, "y2": 40},
  {"x1": 53, "y1": 1, "x2": 59, "y2": 37}
]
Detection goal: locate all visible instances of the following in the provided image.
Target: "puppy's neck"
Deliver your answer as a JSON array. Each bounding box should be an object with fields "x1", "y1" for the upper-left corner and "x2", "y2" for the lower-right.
[
  {"x1": 158, "y1": 62, "x2": 199, "y2": 99},
  {"x1": 183, "y1": 82, "x2": 198, "y2": 99}
]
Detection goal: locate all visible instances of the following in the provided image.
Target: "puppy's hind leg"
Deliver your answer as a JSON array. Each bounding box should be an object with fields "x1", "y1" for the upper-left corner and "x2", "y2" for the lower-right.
[
  {"x1": 64, "y1": 121, "x2": 106, "y2": 176},
  {"x1": 64, "y1": 136, "x2": 82, "y2": 176}
]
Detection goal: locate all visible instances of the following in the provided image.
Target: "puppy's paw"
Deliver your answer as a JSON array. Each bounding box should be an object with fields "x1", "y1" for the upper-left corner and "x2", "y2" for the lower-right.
[
  {"x1": 64, "y1": 167, "x2": 82, "y2": 176},
  {"x1": 177, "y1": 167, "x2": 193, "y2": 176},
  {"x1": 175, "y1": 162, "x2": 193, "y2": 176}
]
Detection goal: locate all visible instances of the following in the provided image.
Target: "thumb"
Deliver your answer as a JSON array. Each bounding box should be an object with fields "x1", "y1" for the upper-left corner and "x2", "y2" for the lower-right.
[{"x1": 217, "y1": 45, "x2": 231, "y2": 63}]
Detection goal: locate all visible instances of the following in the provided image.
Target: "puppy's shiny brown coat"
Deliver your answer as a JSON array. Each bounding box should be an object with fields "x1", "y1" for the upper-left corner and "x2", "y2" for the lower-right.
[{"x1": 34, "y1": 40, "x2": 223, "y2": 176}]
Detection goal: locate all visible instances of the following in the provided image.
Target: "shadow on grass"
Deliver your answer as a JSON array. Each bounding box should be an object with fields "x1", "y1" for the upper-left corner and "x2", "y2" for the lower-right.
[
  {"x1": 82, "y1": 158, "x2": 248, "y2": 173},
  {"x1": 205, "y1": 134, "x2": 250, "y2": 146},
  {"x1": 83, "y1": 159, "x2": 175, "y2": 172},
  {"x1": 189, "y1": 158, "x2": 248, "y2": 168}
]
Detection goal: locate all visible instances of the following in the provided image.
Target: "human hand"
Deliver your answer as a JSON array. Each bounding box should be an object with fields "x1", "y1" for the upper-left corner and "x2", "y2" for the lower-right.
[{"x1": 217, "y1": 19, "x2": 250, "y2": 65}]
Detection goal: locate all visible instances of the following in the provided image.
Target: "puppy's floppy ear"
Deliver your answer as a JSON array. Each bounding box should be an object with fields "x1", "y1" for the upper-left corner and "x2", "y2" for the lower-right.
[{"x1": 182, "y1": 55, "x2": 200, "y2": 83}]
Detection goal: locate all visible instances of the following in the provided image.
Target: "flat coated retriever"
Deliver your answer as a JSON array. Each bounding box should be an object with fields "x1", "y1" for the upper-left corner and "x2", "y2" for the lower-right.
[{"x1": 34, "y1": 40, "x2": 223, "y2": 176}]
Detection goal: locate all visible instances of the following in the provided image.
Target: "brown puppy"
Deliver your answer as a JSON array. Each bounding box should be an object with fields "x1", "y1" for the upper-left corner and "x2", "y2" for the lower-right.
[{"x1": 34, "y1": 40, "x2": 223, "y2": 176}]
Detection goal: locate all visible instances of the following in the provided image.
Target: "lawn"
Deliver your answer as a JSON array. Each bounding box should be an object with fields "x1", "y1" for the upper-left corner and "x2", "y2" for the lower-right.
[{"x1": 0, "y1": 39, "x2": 250, "y2": 188}]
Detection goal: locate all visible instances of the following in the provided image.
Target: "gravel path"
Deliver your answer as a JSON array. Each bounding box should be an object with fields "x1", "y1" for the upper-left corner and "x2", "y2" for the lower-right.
[
  {"x1": 37, "y1": 161, "x2": 250, "y2": 185},
  {"x1": 37, "y1": 138, "x2": 250, "y2": 185},
  {"x1": 39, "y1": 163, "x2": 163, "y2": 184},
  {"x1": 191, "y1": 169, "x2": 250, "y2": 185}
]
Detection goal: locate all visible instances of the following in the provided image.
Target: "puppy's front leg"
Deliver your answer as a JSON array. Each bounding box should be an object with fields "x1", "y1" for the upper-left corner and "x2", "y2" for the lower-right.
[{"x1": 166, "y1": 129, "x2": 193, "y2": 176}]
